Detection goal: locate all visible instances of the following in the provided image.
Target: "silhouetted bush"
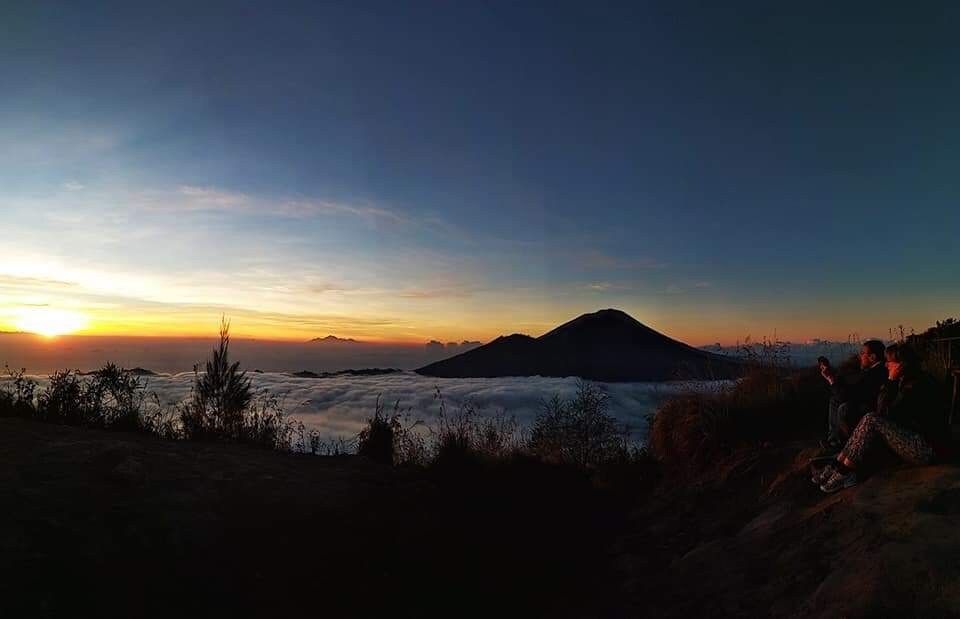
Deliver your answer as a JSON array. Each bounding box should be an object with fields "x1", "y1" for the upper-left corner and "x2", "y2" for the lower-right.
[
  {"x1": 143, "y1": 392, "x2": 181, "y2": 439},
  {"x1": 356, "y1": 396, "x2": 426, "y2": 465},
  {"x1": 1, "y1": 364, "x2": 155, "y2": 430},
  {"x1": 37, "y1": 369, "x2": 100, "y2": 425},
  {"x1": 356, "y1": 396, "x2": 399, "y2": 465},
  {"x1": 179, "y1": 319, "x2": 294, "y2": 449},
  {"x1": 292, "y1": 421, "x2": 352, "y2": 456},
  {"x1": 88, "y1": 363, "x2": 151, "y2": 431},
  {"x1": 233, "y1": 393, "x2": 293, "y2": 449},
  {"x1": 180, "y1": 319, "x2": 253, "y2": 440},
  {"x1": 529, "y1": 381, "x2": 630, "y2": 467},
  {"x1": 354, "y1": 383, "x2": 638, "y2": 470},
  {"x1": 429, "y1": 388, "x2": 521, "y2": 466},
  {"x1": 650, "y1": 355, "x2": 825, "y2": 468},
  {"x1": 0, "y1": 366, "x2": 38, "y2": 417}
]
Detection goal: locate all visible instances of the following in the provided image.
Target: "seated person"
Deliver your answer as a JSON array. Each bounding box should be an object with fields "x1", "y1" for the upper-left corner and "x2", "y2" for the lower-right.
[
  {"x1": 819, "y1": 340, "x2": 888, "y2": 452},
  {"x1": 814, "y1": 344, "x2": 947, "y2": 493}
]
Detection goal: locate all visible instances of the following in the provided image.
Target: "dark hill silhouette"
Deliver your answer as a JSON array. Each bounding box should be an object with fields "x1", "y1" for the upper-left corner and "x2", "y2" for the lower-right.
[
  {"x1": 289, "y1": 368, "x2": 401, "y2": 378},
  {"x1": 416, "y1": 309, "x2": 738, "y2": 381}
]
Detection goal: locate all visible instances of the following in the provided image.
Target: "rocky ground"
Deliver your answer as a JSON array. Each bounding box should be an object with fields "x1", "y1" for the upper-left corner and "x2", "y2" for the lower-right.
[{"x1": 618, "y1": 443, "x2": 960, "y2": 618}]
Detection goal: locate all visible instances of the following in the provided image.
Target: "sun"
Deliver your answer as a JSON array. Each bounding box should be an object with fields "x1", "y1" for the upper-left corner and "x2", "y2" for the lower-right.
[{"x1": 15, "y1": 308, "x2": 89, "y2": 337}]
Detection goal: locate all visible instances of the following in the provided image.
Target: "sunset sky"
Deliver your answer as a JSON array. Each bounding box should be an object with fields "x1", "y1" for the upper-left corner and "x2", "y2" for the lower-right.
[{"x1": 2, "y1": 2, "x2": 958, "y2": 345}]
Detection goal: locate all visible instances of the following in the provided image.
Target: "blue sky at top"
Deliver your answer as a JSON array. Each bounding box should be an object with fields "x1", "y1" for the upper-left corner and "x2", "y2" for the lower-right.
[{"x1": 1, "y1": 1, "x2": 958, "y2": 343}]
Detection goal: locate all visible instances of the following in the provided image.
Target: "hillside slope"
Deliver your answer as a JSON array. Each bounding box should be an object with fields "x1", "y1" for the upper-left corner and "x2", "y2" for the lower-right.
[
  {"x1": 3, "y1": 417, "x2": 958, "y2": 617},
  {"x1": 618, "y1": 442, "x2": 960, "y2": 617}
]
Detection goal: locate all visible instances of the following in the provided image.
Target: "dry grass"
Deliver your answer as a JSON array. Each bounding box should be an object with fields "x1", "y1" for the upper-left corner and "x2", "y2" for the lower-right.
[
  {"x1": 650, "y1": 321, "x2": 960, "y2": 472},
  {"x1": 649, "y1": 352, "x2": 826, "y2": 469}
]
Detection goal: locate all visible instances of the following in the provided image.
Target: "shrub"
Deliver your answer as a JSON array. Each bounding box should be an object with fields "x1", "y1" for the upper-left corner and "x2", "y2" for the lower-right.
[
  {"x1": 143, "y1": 393, "x2": 180, "y2": 439},
  {"x1": 29, "y1": 365, "x2": 153, "y2": 429},
  {"x1": 2, "y1": 364, "x2": 154, "y2": 430},
  {"x1": 649, "y1": 364, "x2": 826, "y2": 468},
  {"x1": 37, "y1": 369, "x2": 98, "y2": 425},
  {"x1": 357, "y1": 396, "x2": 401, "y2": 465},
  {"x1": 235, "y1": 393, "x2": 294, "y2": 450},
  {"x1": 176, "y1": 318, "x2": 296, "y2": 449},
  {"x1": 528, "y1": 381, "x2": 629, "y2": 467},
  {"x1": 356, "y1": 395, "x2": 427, "y2": 465},
  {"x1": 0, "y1": 366, "x2": 38, "y2": 417},
  {"x1": 88, "y1": 363, "x2": 150, "y2": 431},
  {"x1": 356, "y1": 390, "x2": 521, "y2": 467},
  {"x1": 430, "y1": 388, "x2": 521, "y2": 466},
  {"x1": 180, "y1": 318, "x2": 253, "y2": 440},
  {"x1": 469, "y1": 410, "x2": 521, "y2": 460},
  {"x1": 180, "y1": 320, "x2": 245, "y2": 436},
  {"x1": 289, "y1": 420, "x2": 354, "y2": 456}
]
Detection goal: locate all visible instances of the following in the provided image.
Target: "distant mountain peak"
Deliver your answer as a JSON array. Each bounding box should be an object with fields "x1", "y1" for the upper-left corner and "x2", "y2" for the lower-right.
[
  {"x1": 496, "y1": 333, "x2": 535, "y2": 342},
  {"x1": 308, "y1": 335, "x2": 360, "y2": 344},
  {"x1": 547, "y1": 308, "x2": 643, "y2": 329},
  {"x1": 539, "y1": 308, "x2": 660, "y2": 342}
]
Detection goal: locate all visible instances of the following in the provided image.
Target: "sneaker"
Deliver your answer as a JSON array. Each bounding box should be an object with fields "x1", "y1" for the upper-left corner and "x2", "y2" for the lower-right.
[
  {"x1": 811, "y1": 464, "x2": 837, "y2": 486},
  {"x1": 819, "y1": 469, "x2": 857, "y2": 494}
]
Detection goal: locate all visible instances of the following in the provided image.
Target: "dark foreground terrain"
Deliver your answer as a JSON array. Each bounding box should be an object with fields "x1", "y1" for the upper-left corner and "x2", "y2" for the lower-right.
[
  {"x1": 621, "y1": 444, "x2": 960, "y2": 618},
  {"x1": 4, "y1": 417, "x2": 960, "y2": 617},
  {"x1": 0, "y1": 417, "x2": 624, "y2": 618}
]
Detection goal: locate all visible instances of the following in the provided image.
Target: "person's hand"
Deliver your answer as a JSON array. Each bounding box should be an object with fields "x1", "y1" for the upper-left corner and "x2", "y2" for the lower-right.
[
  {"x1": 887, "y1": 361, "x2": 903, "y2": 381},
  {"x1": 820, "y1": 365, "x2": 835, "y2": 384}
]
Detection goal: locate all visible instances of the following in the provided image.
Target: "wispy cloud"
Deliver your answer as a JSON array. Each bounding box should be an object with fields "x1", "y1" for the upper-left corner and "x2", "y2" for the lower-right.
[
  {"x1": 280, "y1": 199, "x2": 406, "y2": 224},
  {"x1": 0, "y1": 274, "x2": 80, "y2": 292},
  {"x1": 132, "y1": 186, "x2": 407, "y2": 225},
  {"x1": 397, "y1": 287, "x2": 475, "y2": 300},
  {"x1": 665, "y1": 281, "x2": 712, "y2": 294},
  {"x1": 578, "y1": 251, "x2": 669, "y2": 271},
  {"x1": 583, "y1": 281, "x2": 638, "y2": 293},
  {"x1": 175, "y1": 185, "x2": 249, "y2": 208},
  {"x1": 0, "y1": 123, "x2": 125, "y2": 166},
  {"x1": 586, "y1": 282, "x2": 613, "y2": 291}
]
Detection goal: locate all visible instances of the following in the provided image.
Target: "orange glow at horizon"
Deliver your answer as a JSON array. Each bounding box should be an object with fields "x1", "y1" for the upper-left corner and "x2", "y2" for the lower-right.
[
  {"x1": 1, "y1": 304, "x2": 887, "y2": 348},
  {"x1": 13, "y1": 308, "x2": 90, "y2": 338}
]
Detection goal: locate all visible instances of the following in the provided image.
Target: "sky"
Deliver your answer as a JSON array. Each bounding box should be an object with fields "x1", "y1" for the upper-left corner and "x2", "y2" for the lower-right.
[{"x1": 2, "y1": 1, "x2": 958, "y2": 346}]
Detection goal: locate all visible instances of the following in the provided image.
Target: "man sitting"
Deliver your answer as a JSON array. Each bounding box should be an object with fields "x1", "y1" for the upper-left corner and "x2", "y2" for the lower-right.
[
  {"x1": 813, "y1": 343, "x2": 946, "y2": 493},
  {"x1": 819, "y1": 340, "x2": 887, "y2": 453}
]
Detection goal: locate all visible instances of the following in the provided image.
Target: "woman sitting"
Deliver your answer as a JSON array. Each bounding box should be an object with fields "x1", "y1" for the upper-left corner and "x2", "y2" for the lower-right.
[{"x1": 815, "y1": 344, "x2": 946, "y2": 493}]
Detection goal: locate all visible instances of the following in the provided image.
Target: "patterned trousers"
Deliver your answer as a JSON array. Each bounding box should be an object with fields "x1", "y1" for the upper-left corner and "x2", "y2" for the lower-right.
[{"x1": 840, "y1": 412, "x2": 934, "y2": 467}]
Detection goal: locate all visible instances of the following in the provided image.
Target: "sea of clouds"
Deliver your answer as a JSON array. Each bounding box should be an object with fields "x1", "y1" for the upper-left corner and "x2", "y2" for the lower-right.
[{"x1": 2, "y1": 371, "x2": 724, "y2": 444}]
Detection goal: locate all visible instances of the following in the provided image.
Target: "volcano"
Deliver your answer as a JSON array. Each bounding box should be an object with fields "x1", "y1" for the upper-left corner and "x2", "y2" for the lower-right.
[{"x1": 416, "y1": 309, "x2": 737, "y2": 382}]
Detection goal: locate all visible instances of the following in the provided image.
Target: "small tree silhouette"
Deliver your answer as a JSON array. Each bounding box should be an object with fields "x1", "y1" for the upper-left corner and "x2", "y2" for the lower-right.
[
  {"x1": 181, "y1": 317, "x2": 253, "y2": 441},
  {"x1": 529, "y1": 381, "x2": 628, "y2": 466}
]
